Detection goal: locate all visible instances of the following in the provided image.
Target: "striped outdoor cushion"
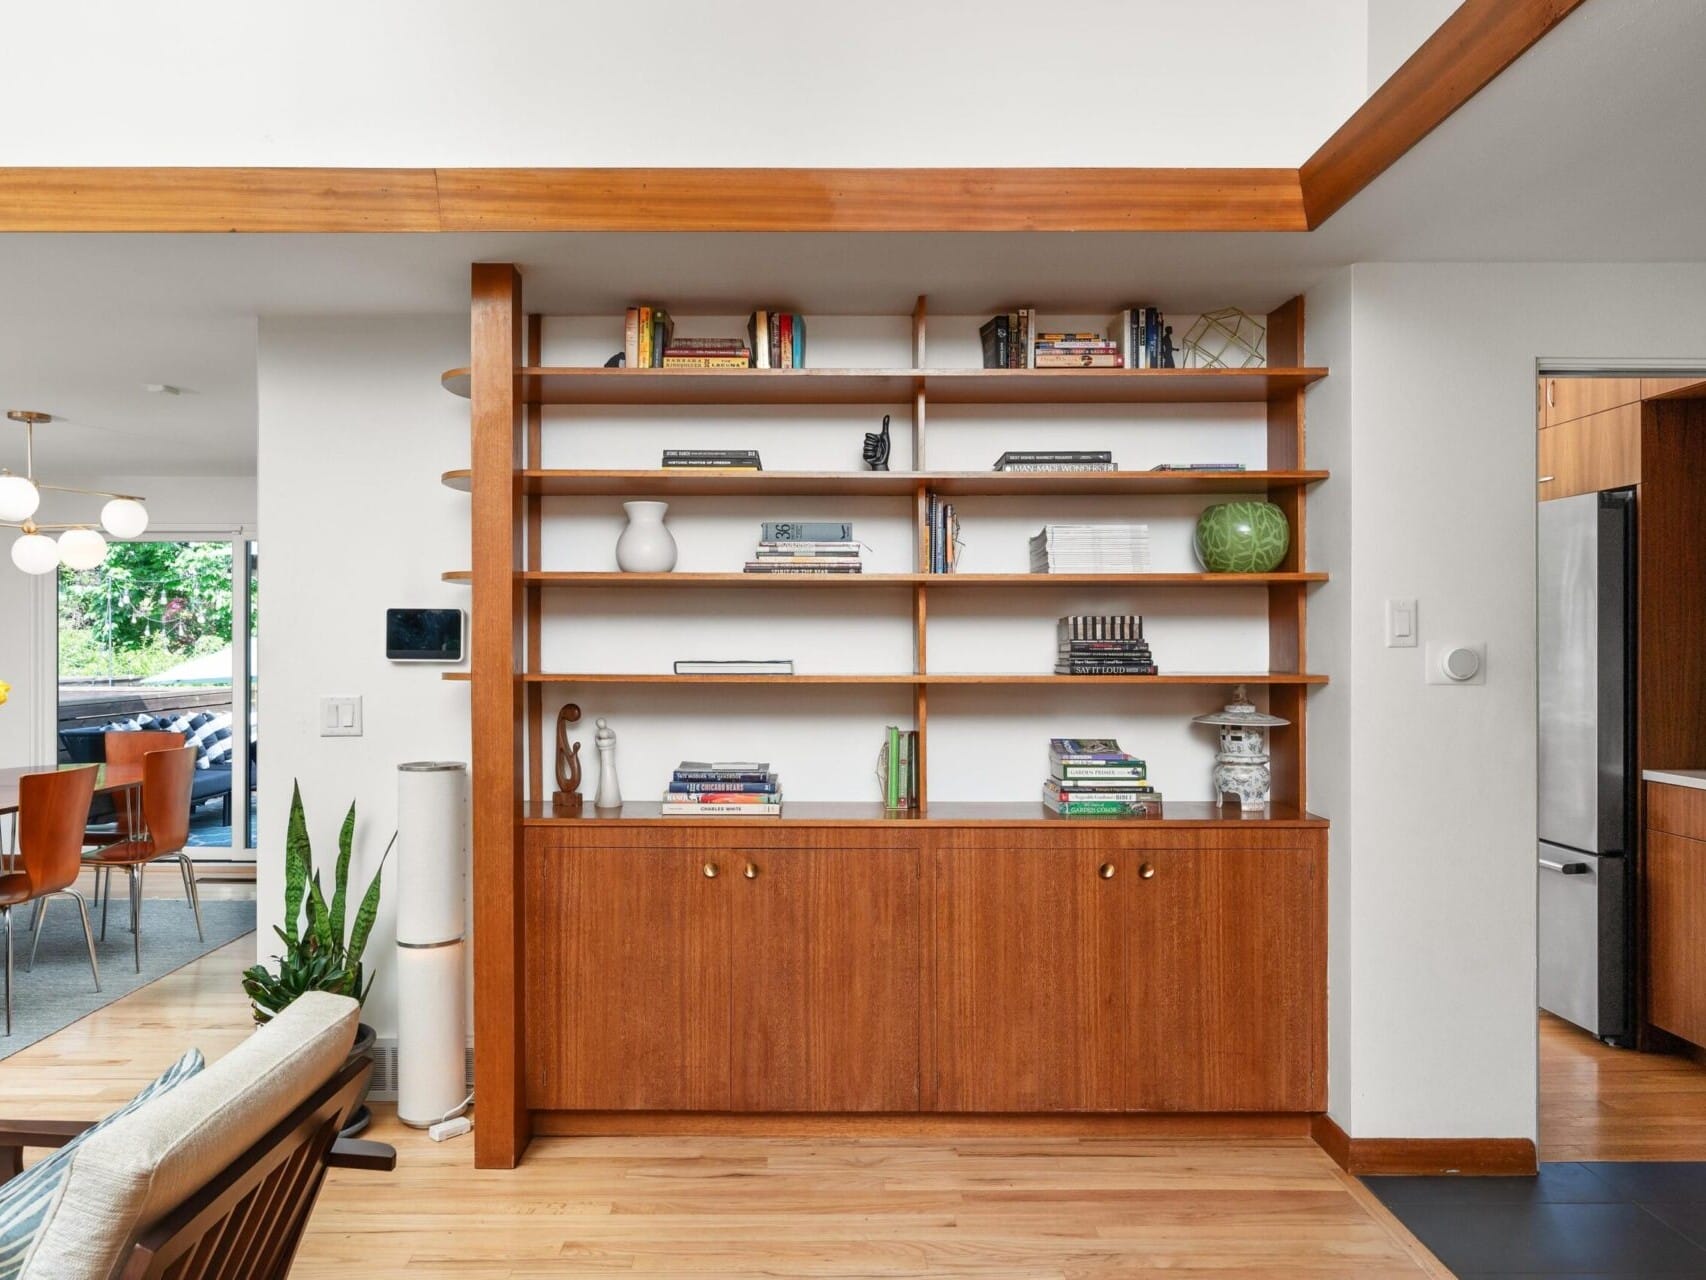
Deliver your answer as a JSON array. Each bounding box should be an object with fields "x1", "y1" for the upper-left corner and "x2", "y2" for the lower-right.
[{"x1": 0, "y1": 1048, "x2": 202, "y2": 1278}]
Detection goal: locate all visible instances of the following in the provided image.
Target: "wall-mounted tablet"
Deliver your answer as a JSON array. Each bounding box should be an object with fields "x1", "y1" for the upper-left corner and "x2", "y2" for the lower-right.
[{"x1": 386, "y1": 608, "x2": 465, "y2": 662}]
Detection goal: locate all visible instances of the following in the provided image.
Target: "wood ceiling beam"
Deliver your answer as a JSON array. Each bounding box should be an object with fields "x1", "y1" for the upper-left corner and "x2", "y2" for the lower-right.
[
  {"x1": 1299, "y1": 0, "x2": 1591, "y2": 226},
  {"x1": 0, "y1": 1, "x2": 1592, "y2": 235}
]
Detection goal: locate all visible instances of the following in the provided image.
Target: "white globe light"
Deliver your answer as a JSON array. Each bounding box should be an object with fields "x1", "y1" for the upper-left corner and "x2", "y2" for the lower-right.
[
  {"x1": 58, "y1": 527, "x2": 107, "y2": 570},
  {"x1": 0, "y1": 474, "x2": 39, "y2": 523},
  {"x1": 100, "y1": 497, "x2": 149, "y2": 539},
  {"x1": 11, "y1": 532, "x2": 60, "y2": 575}
]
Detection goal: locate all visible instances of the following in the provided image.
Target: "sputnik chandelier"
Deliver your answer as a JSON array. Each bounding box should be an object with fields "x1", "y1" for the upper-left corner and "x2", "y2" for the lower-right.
[{"x1": 0, "y1": 410, "x2": 149, "y2": 574}]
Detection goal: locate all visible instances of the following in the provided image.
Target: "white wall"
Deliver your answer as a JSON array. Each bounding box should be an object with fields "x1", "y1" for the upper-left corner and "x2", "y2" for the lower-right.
[
  {"x1": 1365, "y1": 0, "x2": 1458, "y2": 88},
  {"x1": 9, "y1": 0, "x2": 1366, "y2": 167},
  {"x1": 256, "y1": 315, "x2": 471, "y2": 1037},
  {"x1": 0, "y1": 476, "x2": 257, "y2": 767},
  {"x1": 1308, "y1": 261, "x2": 1706, "y2": 1141}
]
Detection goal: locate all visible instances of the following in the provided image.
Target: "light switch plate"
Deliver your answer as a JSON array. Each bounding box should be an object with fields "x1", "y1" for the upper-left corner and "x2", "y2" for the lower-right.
[
  {"x1": 1425, "y1": 642, "x2": 1486, "y2": 685},
  {"x1": 319, "y1": 695, "x2": 363, "y2": 737},
  {"x1": 1385, "y1": 598, "x2": 1418, "y2": 648}
]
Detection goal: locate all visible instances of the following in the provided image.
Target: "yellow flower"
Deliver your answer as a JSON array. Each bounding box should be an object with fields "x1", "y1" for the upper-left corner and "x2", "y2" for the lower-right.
[{"x1": 0, "y1": 679, "x2": 9, "y2": 706}]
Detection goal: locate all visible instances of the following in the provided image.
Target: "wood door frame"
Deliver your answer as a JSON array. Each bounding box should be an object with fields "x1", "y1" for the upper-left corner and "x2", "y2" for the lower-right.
[{"x1": 0, "y1": 1, "x2": 1588, "y2": 234}]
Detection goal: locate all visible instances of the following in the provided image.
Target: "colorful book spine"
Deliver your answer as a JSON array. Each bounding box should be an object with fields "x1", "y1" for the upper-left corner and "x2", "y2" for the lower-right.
[
  {"x1": 762, "y1": 521, "x2": 853, "y2": 542},
  {"x1": 660, "y1": 802, "x2": 783, "y2": 816}
]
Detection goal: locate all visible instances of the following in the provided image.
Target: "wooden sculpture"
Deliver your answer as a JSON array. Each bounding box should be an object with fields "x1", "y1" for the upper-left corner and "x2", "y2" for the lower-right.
[{"x1": 553, "y1": 703, "x2": 583, "y2": 815}]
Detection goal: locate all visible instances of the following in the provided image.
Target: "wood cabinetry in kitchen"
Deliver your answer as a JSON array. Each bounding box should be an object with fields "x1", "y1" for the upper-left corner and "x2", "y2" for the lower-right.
[{"x1": 1644, "y1": 782, "x2": 1706, "y2": 1048}]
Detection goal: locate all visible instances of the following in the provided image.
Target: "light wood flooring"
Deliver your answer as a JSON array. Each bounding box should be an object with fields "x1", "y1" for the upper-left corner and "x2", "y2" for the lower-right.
[
  {"x1": 1541, "y1": 1010, "x2": 1706, "y2": 1161},
  {"x1": 0, "y1": 938, "x2": 1450, "y2": 1278}
]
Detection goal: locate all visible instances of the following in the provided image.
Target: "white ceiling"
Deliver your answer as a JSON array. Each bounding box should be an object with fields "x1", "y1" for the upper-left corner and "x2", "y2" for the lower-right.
[{"x1": 2, "y1": 0, "x2": 1703, "y2": 482}]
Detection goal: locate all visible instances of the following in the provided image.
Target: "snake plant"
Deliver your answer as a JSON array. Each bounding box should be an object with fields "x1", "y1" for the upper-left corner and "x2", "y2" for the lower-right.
[{"x1": 243, "y1": 780, "x2": 391, "y2": 1025}]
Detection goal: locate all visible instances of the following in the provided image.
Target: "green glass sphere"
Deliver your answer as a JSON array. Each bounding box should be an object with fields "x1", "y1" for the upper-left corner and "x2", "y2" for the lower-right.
[{"x1": 1194, "y1": 501, "x2": 1290, "y2": 573}]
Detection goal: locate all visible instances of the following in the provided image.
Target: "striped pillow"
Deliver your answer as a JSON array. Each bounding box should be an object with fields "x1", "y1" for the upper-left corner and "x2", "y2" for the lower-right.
[{"x1": 0, "y1": 1049, "x2": 202, "y2": 1279}]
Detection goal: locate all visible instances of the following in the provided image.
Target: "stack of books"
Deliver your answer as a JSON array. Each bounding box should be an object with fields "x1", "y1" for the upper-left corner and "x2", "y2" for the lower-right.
[
  {"x1": 879, "y1": 726, "x2": 920, "y2": 810},
  {"x1": 1112, "y1": 307, "x2": 1166, "y2": 369},
  {"x1": 745, "y1": 520, "x2": 862, "y2": 574},
  {"x1": 1043, "y1": 739, "x2": 1162, "y2": 816},
  {"x1": 925, "y1": 493, "x2": 961, "y2": 573},
  {"x1": 1033, "y1": 331, "x2": 1122, "y2": 368},
  {"x1": 995, "y1": 450, "x2": 1115, "y2": 473},
  {"x1": 1029, "y1": 524, "x2": 1152, "y2": 573},
  {"x1": 980, "y1": 308, "x2": 1035, "y2": 368},
  {"x1": 662, "y1": 761, "x2": 782, "y2": 816},
  {"x1": 662, "y1": 337, "x2": 752, "y2": 368},
  {"x1": 624, "y1": 305, "x2": 673, "y2": 367},
  {"x1": 1056, "y1": 615, "x2": 1158, "y2": 675},
  {"x1": 747, "y1": 311, "x2": 807, "y2": 369},
  {"x1": 662, "y1": 449, "x2": 762, "y2": 471}
]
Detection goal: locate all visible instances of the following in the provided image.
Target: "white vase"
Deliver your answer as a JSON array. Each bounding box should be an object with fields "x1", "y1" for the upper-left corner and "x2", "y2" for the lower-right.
[{"x1": 615, "y1": 501, "x2": 677, "y2": 573}]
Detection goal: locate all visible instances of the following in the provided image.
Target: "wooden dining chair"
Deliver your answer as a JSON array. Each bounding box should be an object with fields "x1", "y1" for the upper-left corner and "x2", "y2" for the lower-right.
[
  {"x1": 1, "y1": 766, "x2": 99, "y2": 1035},
  {"x1": 81, "y1": 745, "x2": 201, "y2": 974},
  {"x1": 84, "y1": 728, "x2": 185, "y2": 847}
]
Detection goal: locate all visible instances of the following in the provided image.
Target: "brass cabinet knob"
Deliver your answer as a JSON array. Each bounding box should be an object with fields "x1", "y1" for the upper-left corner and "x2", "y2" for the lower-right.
[
  {"x1": 1138, "y1": 862, "x2": 1156, "y2": 880},
  {"x1": 744, "y1": 862, "x2": 759, "y2": 879},
  {"x1": 702, "y1": 862, "x2": 719, "y2": 879},
  {"x1": 1098, "y1": 863, "x2": 1116, "y2": 879}
]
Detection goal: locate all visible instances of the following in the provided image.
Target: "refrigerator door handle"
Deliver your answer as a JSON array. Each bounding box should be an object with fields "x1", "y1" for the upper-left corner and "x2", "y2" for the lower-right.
[{"x1": 1540, "y1": 857, "x2": 1591, "y2": 875}]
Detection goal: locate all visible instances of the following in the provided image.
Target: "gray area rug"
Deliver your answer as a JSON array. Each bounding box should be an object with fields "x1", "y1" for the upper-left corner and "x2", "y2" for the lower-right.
[{"x1": 1, "y1": 897, "x2": 255, "y2": 1058}]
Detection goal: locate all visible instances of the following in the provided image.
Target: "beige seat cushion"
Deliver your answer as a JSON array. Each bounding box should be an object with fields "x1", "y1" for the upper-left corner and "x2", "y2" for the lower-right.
[{"x1": 24, "y1": 992, "x2": 358, "y2": 1280}]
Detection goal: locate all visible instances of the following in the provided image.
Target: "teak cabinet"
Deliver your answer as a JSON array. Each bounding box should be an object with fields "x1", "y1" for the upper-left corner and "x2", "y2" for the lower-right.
[
  {"x1": 1645, "y1": 783, "x2": 1706, "y2": 1049},
  {"x1": 1537, "y1": 402, "x2": 1641, "y2": 500},
  {"x1": 522, "y1": 826, "x2": 1326, "y2": 1119}
]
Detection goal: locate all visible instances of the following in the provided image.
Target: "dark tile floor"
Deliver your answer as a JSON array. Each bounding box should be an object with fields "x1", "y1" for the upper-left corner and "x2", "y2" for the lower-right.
[{"x1": 1368, "y1": 1162, "x2": 1706, "y2": 1278}]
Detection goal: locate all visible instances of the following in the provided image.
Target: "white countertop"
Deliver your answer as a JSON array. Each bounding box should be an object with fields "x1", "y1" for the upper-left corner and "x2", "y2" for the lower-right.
[{"x1": 1645, "y1": 769, "x2": 1706, "y2": 791}]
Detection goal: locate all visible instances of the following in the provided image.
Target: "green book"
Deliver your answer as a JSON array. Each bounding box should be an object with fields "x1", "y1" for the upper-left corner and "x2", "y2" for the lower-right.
[{"x1": 885, "y1": 725, "x2": 901, "y2": 809}]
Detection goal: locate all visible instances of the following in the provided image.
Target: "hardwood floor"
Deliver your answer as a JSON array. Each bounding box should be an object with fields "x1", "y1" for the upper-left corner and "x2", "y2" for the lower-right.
[
  {"x1": 0, "y1": 939, "x2": 1449, "y2": 1278},
  {"x1": 1542, "y1": 1012, "x2": 1706, "y2": 1161}
]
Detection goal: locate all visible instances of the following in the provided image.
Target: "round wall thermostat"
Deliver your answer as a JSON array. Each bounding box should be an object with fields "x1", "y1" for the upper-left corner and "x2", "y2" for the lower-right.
[{"x1": 1441, "y1": 646, "x2": 1482, "y2": 682}]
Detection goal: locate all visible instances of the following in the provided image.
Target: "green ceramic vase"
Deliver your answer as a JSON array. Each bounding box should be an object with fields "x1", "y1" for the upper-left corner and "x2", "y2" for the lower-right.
[{"x1": 1194, "y1": 501, "x2": 1290, "y2": 573}]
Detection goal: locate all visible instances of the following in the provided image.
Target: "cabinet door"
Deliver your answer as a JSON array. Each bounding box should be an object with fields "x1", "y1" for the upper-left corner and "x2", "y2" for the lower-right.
[
  {"x1": 1642, "y1": 377, "x2": 1706, "y2": 400},
  {"x1": 524, "y1": 844, "x2": 731, "y2": 1110},
  {"x1": 730, "y1": 847, "x2": 920, "y2": 1111},
  {"x1": 1127, "y1": 846, "x2": 1325, "y2": 1111},
  {"x1": 932, "y1": 847, "x2": 1127, "y2": 1111},
  {"x1": 1540, "y1": 403, "x2": 1640, "y2": 500},
  {"x1": 1648, "y1": 831, "x2": 1706, "y2": 1047},
  {"x1": 1544, "y1": 376, "x2": 1643, "y2": 427}
]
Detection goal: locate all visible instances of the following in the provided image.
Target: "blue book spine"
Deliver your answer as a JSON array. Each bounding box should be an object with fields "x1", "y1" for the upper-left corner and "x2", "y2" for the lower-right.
[
  {"x1": 671, "y1": 780, "x2": 780, "y2": 793},
  {"x1": 672, "y1": 770, "x2": 776, "y2": 784}
]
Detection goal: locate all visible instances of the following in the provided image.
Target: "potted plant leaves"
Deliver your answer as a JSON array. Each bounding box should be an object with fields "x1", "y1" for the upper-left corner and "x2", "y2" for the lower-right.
[{"x1": 242, "y1": 780, "x2": 390, "y2": 1136}]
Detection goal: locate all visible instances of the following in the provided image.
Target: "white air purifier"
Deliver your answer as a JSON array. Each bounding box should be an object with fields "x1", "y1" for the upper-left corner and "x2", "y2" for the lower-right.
[{"x1": 396, "y1": 761, "x2": 469, "y2": 1127}]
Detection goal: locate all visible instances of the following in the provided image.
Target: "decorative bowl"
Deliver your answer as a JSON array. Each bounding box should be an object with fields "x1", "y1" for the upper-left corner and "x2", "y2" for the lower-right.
[{"x1": 1193, "y1": 501, "x2": 1290, "y2": 573}]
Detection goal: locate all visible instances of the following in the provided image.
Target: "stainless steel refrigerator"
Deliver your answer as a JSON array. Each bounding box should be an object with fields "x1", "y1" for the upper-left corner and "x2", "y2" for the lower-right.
[{"x1": 1538, "y1": 488, "x2": 1635, "y2": 1045}]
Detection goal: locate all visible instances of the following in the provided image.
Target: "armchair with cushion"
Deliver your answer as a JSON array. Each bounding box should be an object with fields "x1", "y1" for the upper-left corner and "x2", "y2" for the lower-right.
[{"x1": 0, "y1": 992, "x2": 394, "y2": 1279}]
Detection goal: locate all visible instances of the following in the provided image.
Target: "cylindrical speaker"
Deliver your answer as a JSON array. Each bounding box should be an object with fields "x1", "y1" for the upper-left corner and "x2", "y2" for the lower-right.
[
  {"x1": 396, "y1": 761, "x2": 468, "y2": 946},
  {"x1": 397, "y1": 940, "x2": 468, "y2": 1127},
  {"x1": 397, "y1": 761, "x2": 469, "y2": 1127}
]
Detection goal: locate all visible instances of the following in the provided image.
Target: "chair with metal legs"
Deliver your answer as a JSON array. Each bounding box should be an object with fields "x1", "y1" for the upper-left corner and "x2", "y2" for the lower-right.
[
  {"x1": 1, "y1": 766, "x2": 100, "y2": 1035},
  {"x1": 80, "y1": 746, "x2": 200, "y2": 974},
  {"x1": 83, "y1": 729, "x2": 185, "y2": 853}
]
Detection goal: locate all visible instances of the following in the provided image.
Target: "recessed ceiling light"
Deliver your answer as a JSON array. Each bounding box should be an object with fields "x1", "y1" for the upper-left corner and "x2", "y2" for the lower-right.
[{"x1": 143, "y1": 383, "x2": 181, "y2": 395}]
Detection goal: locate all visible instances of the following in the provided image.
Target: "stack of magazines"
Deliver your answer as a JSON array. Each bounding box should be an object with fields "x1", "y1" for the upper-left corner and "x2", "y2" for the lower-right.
[
  {"x1": 662, "y1": 761, "x2": 782, "y2": 816},
  {"x1": 1042, "y1": 739, "x2": 1162, "y2": 817},
  {"x1": 1029, "y1": 524, "x2": 1151, "y2": 573}
]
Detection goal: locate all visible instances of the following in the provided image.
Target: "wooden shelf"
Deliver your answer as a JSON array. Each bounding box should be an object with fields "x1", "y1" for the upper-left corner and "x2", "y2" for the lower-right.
[
  {"x1": 439, "y1": 366, "x2": 1327, "y2": 406},
  {"x1": 519, "y1": 800, "x2": 1327, "y2": 828},
  {"x1": 440, "y1": 468, "x2": 1330, "y2": 497},
  {"x1": 503, "y1": 672, "x2": 1327, "y2": 687},
  {"x1": 442, "y1": 570, "x2": 1324, "y2": 588}
]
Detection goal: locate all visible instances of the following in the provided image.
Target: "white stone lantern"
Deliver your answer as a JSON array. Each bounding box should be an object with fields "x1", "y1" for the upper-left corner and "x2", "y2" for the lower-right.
[{"x1": 1191, "y1": 684, "x2": 1290, "y2": 811}]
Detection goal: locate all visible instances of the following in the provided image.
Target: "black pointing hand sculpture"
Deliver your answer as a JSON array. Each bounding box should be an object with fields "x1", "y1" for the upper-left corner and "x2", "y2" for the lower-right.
[{"x1": 862, "y1": 414, "x2": 892, "y2": 471}]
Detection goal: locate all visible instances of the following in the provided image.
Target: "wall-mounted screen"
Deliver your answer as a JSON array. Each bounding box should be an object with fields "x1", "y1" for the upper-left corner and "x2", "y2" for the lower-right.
[{"x1": 386, "y1": 608, "x2": 465, "y2": 662}]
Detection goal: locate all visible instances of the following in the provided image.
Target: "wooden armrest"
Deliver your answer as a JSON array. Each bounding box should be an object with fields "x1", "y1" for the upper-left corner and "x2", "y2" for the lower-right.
[
  {"x1": 0, "y1": 1120, "x2": 96, "y2": 1183},
  {"x1": 0, "y1": 1119, "x2": 95, "y2": 1149},
  {"x1": 326, "y1": 1137, "x2": 396, "y2": 1171}
]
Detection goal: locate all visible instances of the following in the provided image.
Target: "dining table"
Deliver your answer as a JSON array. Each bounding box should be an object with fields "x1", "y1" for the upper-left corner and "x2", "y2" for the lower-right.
[{"x1": 0, "y1": 763, "x2": 146, "y2": 867}]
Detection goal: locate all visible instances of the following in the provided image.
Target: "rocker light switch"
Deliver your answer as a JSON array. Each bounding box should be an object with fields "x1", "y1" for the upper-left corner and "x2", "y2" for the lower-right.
[
  {"x1": 1385, "y1": 598, "x2": 1418, "y2": 648},
  {"x1": 320, "y1": 696, "x2": 363, "y2": 737}
]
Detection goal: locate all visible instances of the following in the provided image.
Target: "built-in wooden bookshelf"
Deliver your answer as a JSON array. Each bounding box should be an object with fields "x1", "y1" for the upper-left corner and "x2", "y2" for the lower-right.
[{"x1": 453, "y1": 265, "x2": 1329, "y2": 1169}]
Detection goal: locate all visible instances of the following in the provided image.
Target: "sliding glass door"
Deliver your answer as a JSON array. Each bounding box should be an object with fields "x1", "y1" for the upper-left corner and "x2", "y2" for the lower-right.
[{"x1": 56, "y1": 536, "x2": 257, "y2": 861}]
